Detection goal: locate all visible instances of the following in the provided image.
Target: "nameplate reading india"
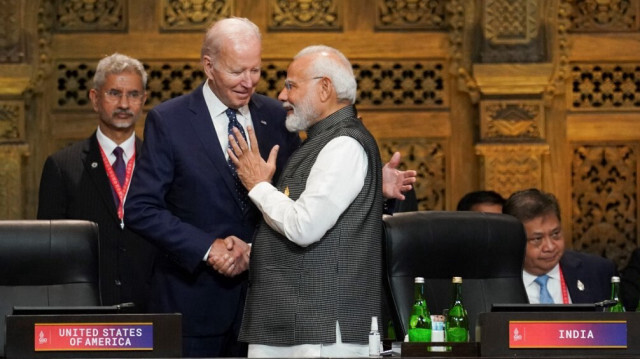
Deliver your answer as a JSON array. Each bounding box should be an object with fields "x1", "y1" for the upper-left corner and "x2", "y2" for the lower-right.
[
  {"x1": 33, "y1": 323, "x2": 153, "y2": 351},
  {"x1": 509, "y1": 320, "x2": 627, "y2": 348}
]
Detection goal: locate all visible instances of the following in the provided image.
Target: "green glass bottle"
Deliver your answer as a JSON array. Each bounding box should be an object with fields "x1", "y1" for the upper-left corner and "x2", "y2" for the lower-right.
[
  {"x1": 445, "y1": 276, "x2": 469, "y2": 342},
  {"x1": 608, "y1": 276, "x2": 625, "y2": 312},
  {"x1": 408, "y1": 277, "x2": 431, "y2": 342}
]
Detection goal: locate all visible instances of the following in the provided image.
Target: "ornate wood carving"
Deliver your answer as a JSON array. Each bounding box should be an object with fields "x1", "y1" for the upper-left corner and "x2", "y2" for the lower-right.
[
  {"x1": 24, "y1": 0, "x2": 55, "y2": 96},
  {"x1": 375, "y1": 0, "x2": 447, "y2": 30},
  {"x1": 0, "y1": 101, "x2": 24, "y2": 141},
  {"x1": 380, "y1": 138, "x2": 446, "y2": 211},
  {"x1": 55, "y1": 0, "x2": 126, "y2": 32},
  {"x1": 570, "y1": 63, "x2": 640, "y2": 110},
  {"x1": 480, "y1": 100, "x2": 544, "y2": 140},
  {"x1": 572, "y1": 144, "x2": 637, "y2": 269},
  {"x1": 268, "y1": 0, "x2": 341, "y2": 30},
  {"x1": 0, "y1": 143, "x2": 29, "y2": 219},
  {"x1": 54, "y1": 59, "x2": 447, "y2": 110},
  {"x1": 481, "y1": 0, "x2": 545, "y2": 63},
  {"x1": 0, "y1": 0, "x2": 25, "y2": 63},
  {"x1": 160, "y1": 0, "x2": 232, "y2": 31},
  {"x1": 569, "y1": 0, "x2": 638, "y2": 32},
  {"x1": 354, "y1": 61, "x2": 446, "y2": 109},
  {"x1": 475, "y1": 143, "x2": 550, "y2": 199}
]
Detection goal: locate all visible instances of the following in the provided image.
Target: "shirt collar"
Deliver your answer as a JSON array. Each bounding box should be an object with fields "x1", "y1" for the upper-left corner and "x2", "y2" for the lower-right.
[
  {"x1": 522, "y1": 263, "x2": 561, "y2": 286},
  {"x1": 96, "y1": 126, "x2": 136, "y2": 159},
  {"x1": 202, "y1": 81, "x2": 250, "y2": 118}
]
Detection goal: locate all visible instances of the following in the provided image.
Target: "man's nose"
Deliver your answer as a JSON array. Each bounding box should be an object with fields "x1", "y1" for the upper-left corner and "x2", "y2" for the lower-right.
[
  {"x1": 277, "y1": 88, "x2": 288, "y2": 102},
  {"x1": 540, "y1": 236, "x2": 555, "y2": 250}
]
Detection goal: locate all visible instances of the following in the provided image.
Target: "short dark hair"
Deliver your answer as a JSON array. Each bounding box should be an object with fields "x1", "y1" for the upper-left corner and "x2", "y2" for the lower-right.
[
  {"x1": 502, "y1": 188, "x2": 561, "y2": 223},
  {"x1": 456, "y1": 190, "x2": 505, "y2": 211}
]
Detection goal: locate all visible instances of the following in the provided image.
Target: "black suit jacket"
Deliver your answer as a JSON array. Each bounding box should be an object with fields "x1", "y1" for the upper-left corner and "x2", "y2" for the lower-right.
[
  {"x1": 621, "y1": 248, "x2": 640, "y2": 311},
  {"x1": 560, "y1": 250, "x2": 616, "y2": 304},
  {"x1": 124, "y1": 84, "x2": 301, "y2": 337},
  {"x1": 37, "y1": 132, "x2": 156, "y2": 311}
]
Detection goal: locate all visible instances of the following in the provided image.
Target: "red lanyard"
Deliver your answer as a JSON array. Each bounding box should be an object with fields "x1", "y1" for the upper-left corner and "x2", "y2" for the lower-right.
[
  {"x1": 99, "y1": 146, "x2": 135, "y2": 228},
  {"x1": 559, "y1": 267, "x2": 570, "y2": 304}
]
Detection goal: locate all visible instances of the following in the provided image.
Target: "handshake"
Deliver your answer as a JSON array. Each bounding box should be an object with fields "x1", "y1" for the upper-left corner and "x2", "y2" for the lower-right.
[{"x1": 207, "y1": 236, "x2": 251, "y2": 277}]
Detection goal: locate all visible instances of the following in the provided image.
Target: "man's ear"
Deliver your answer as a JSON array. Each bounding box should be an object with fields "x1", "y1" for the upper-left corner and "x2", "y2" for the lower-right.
[
  {"x1": 89, "y1": 88, "x2": 100, "y2": 112},
  {"x1": 203, "y1": 55, "x2": 215, "y2": 80},
  {"x1": 318, "y1": 77, "x2": 333, "y2": 102}
]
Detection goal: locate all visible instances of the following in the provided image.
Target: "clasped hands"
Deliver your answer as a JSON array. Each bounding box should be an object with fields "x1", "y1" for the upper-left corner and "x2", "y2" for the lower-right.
[{"x1": 207, "y1": 236, "x2": 250, "y2": 277}]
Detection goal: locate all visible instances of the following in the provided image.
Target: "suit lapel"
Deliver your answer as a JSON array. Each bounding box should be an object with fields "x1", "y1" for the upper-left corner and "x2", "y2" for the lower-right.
[
  {"x1": 84, "y1": 133, "x2": 119, "y2": 220},
  {"x1": 560, "y1": 253, "x2": 585, "y2": 302},
  {"x1": 188, "y1": 83, "x2": 245, "y2": 211},
  {"x1": 249, "y1": 96, "x2": 271, "y2": 159}
]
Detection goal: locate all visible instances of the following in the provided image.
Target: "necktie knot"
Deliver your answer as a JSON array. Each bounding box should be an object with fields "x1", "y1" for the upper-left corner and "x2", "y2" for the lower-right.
[
  {"x1": 226, "y1": 108, "x2": 247, "y2": 142},
  {"x1": 534, "y1": 274, "x2": 549, "y2": 286},
  {"x1": 534, "y1": 274, "x2": 554, "y2": 304}
]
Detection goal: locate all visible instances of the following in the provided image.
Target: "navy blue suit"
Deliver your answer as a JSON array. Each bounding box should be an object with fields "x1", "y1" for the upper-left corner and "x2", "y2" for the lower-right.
[
  {"x1": 124, "y1": 83, "x2": 300, "y2": 356},
  {"x1": 560, "y1": 250, "x2": 616, "y2": 304}
]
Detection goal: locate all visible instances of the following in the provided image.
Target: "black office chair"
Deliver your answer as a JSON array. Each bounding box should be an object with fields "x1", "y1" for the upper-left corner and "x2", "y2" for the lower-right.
[
  {"x1": 0, "y1": 220, "x2": 100, "y2": 357},
  {"x1": 383, "y1": 211, "x2": 528, "y2": 341}
]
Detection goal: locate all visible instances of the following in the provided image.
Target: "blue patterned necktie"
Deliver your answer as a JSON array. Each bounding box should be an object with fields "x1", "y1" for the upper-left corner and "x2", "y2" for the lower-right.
[
  {"x1": 534, "y1": 274, "x2": 554, "y2": 304},
  {"x1": 226, "y1": 108, "x2": 248, "y2": 209}
]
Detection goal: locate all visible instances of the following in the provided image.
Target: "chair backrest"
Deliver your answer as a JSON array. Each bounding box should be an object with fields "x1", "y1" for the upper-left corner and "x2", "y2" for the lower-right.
[
  {"x1": 0, "y1": 220, "x2": 100, "y2": 357},
  {"x1": 383, "y1": 211, "x2": 528, "y2": 341}
]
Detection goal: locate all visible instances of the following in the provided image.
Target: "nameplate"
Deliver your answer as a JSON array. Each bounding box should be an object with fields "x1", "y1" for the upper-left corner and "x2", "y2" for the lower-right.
[
  {"x1": 509, "y1": 320, "x2": 626, "y2": 349},
  {"x1": 33, "y1": 323, "x2": 153, "y2": 351}
]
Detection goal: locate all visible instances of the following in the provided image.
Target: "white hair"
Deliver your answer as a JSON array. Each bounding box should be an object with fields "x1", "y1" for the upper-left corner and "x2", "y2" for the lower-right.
[
  {"x1": 92, "y1": 53, "x2": 147, "y2": 89},
  {"x1": 294, "y1": 45, "x2": 357, "y2": 104},
  {"x1": 201, "y1": 17, "x2": 262, "y2": 61}
]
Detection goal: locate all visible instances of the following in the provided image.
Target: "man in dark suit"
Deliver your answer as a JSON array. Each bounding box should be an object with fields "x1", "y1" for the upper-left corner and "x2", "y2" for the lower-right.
[
  {"x1": 123, "y1": 18, "x2": 300, "y2": 358},
  {"x1": 38, "y1": 53, "x2": 155, "y2": 312},
  {"x1": 503, "y1": 188, "x2": 616, "y2": 304}
]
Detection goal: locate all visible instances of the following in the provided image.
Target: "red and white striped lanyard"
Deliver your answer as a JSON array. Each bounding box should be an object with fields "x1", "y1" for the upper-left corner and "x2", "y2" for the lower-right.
[
  {"x1": 559, "y1": 267, "x2": 570, "y2": 304},
  {"x1": 99, "y1": 146, "x2": 135, "y2": 229}
]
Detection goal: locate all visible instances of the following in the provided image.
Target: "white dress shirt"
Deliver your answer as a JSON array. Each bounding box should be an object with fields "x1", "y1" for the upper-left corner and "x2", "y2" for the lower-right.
[
  {"x1": 96, "y1": 126, "x2": 136, "y2": 166},
  {"x1": 523, "y1": 264, "x2": 572, "y2": 304},
  {"x1": 202, "y1": 81, "x2": 253, "y2": 158},
  {"x1": 248, "y1": 136, "x2": 368, "y2": 247}
]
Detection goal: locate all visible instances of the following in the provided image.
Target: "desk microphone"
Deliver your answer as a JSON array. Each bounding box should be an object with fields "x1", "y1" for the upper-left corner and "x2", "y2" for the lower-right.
[
  {"x1": 594, "y1": 299, "x2": 618, "y2": 308},
  {"x1": 114, "y1": 302, "x2": 136, "y2": 311}
]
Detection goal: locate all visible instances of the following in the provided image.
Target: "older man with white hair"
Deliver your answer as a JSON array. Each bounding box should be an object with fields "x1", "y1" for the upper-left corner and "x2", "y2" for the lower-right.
[{"x1": 229, "y1": 45, "x2": 383, "y2": 358}]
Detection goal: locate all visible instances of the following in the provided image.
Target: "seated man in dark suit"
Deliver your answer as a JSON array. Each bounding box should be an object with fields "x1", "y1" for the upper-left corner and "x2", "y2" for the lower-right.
[
  {"x1": 503, "y1": 188, "x2": 616, "y2": 304},
  {"x1": 456, "y1": 190, "x2": 505, "y2": 213}
]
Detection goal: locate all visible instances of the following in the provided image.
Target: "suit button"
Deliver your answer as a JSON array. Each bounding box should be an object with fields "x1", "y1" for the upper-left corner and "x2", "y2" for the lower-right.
[{"x1": 115, "y1": 280, "x2": 122, "y2": 286}]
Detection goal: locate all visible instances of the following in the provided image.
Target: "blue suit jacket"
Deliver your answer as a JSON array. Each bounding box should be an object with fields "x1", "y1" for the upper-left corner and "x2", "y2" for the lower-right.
[
  {"x1": 124, "y1": 83, "x2": 300, "y2": 336},
  {"x1": 560, "y1": 250, "x2": 616, "y2": 304}
]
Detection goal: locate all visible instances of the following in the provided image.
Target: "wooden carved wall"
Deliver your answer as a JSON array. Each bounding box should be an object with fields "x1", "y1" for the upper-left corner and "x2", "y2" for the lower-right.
[{"x1": 3, "y1": 0, "x2": 640, "y2": 268}]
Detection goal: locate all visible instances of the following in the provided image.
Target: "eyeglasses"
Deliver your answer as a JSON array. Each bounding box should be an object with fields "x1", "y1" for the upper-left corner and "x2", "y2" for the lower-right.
[
  {"x1": 103, "y1": 89, "x2": 145, "y2": 104},
  {"x1": 283, "y1": 76, "x2": 324, "y2": 91}
]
